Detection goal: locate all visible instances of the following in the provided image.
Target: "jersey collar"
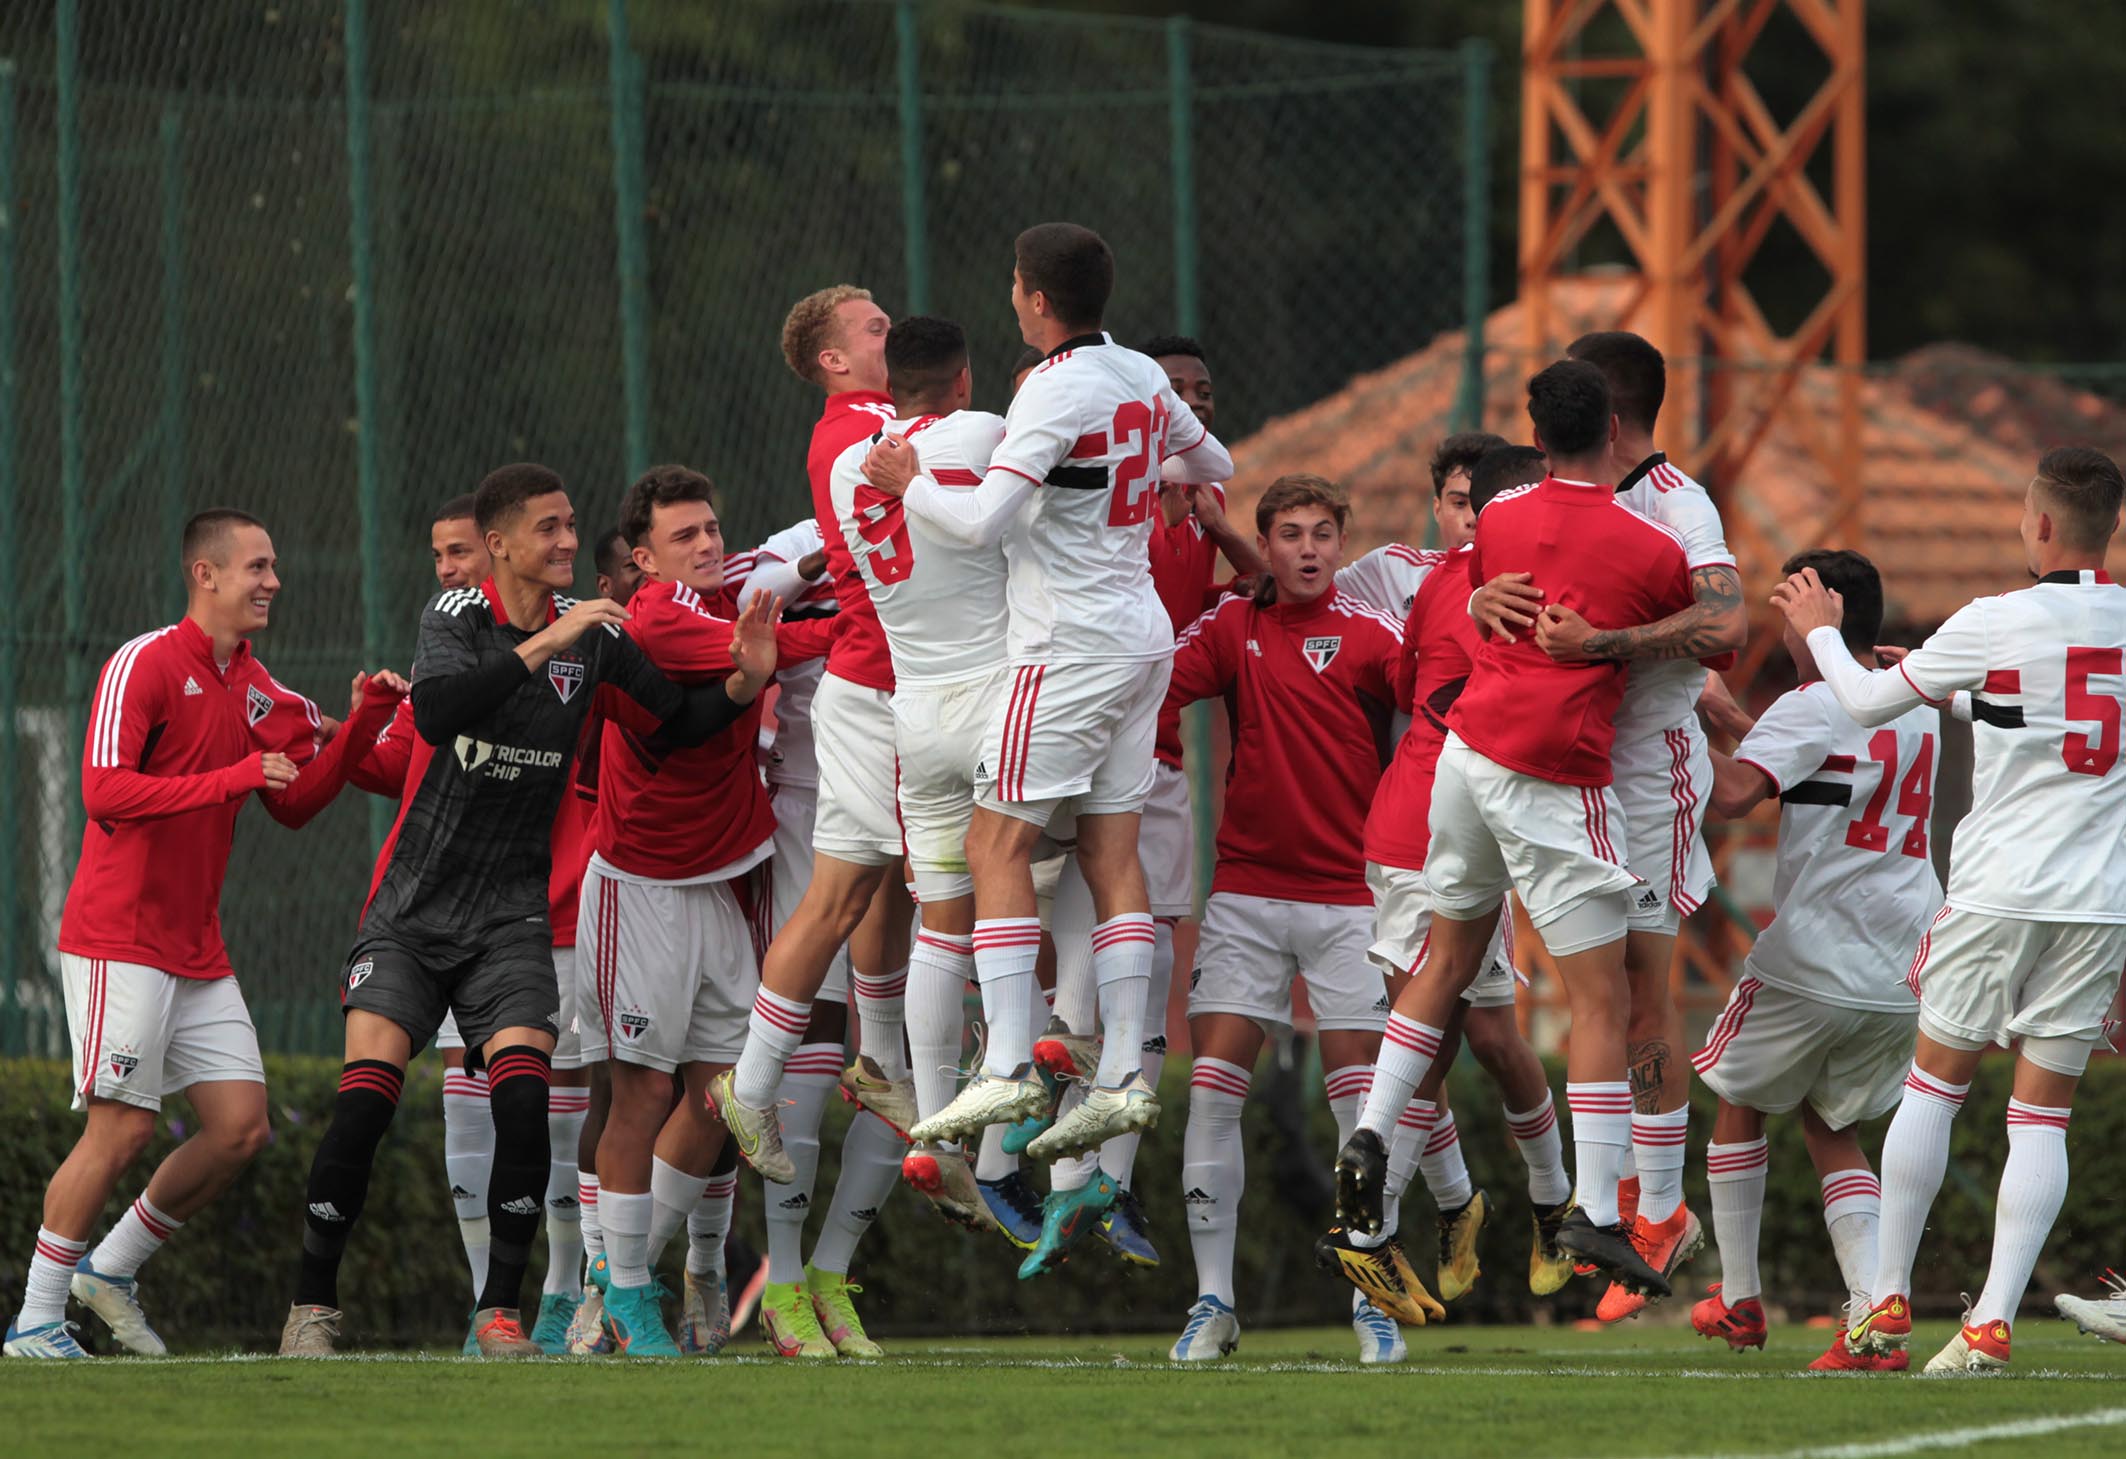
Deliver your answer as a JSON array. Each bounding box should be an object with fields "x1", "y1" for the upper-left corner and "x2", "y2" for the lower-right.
[
  {"x1": 2037, "y1": 569, "x2": 2115, "y2": 586},
  {"x1": 826, "y1": 388, "x2": 894, "y2": 419},
  {"x1": 1615, "y1": 452, "x2": 1666, "y2": 494},
  {"x1": 1045, "y1": 331, "x2": 1110, "y2": 360},
  {"x1": 1545, "y1": 475, "x2": 1612, "y2": 497},
  {"x1": 480, "y1": 575, "x2": 558, "y2": 628},
  {"x1": 175, "y1": 616, "x2": 254, "y2": 678}
]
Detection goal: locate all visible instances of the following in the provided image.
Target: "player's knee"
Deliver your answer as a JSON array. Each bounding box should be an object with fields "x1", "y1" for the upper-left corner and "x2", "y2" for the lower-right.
[
  {"x1": 218, "y1": 1112, "x2": 272, "y2": 1165},
  {"x1": 86, "y1": 1103, "x2": 158, "y2": 1166}
]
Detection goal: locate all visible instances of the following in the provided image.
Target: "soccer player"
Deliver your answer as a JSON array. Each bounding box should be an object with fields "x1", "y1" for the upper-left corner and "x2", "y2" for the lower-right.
[
  {"x1": 1336, "y1": 431, "x2": 1504, "y2": 622},
  {"x1": 594, "y1": 526, "x2": 644, "y2": 605},
  {"x1": 1481, "y1": 333, "x2": 1746, "y2": 1319},
  {"x1": 864, "y1": 223, "x2": 1233, "y2": 1164},
  {"x1": 1780, "y1": 447, "x2": 2126, "y2": 1375},
  {"x1": 1160, "y1": 474, "x2": 1423, "y2": 1366},
  {"x1": 713, "y1": 286, "x2": 919, "y2": 1191},
  {"x1": 1332, "y1": 360, "x2": 1694, "y2": 1298},
  {"x1": 278, "y1": 464, "x2": 773, "y2": 1358},
  {"x1": 1685, "y1": 549, "x2": 1939, "y2": 1365},
  {"x1": 6, "y1": 511, "x2": 401, "y2": 1360}
]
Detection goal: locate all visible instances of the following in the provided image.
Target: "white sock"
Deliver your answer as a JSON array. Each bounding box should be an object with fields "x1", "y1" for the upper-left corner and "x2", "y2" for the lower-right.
[
  {"x1": 1706, "y1": 1138, "x2": 1770, "y2": 1303},
  {"x1": 972, "y1": 918, "x2": 1041, "y2": 1075},
  {"x1": 1420, "y1": 1108, "x2": 1475, "y2": 1212},
  {"x1": 852, "y1": 963, "x2": 911, "y2": 1081},
  {"x1": 1183, "y1": 1058, "x2": 1249, "y2": 1306},
  {"x1": 602, "y1": 1189, "x2": 653, "y2": 1290},
  {"x1": 1871, "y1": 1066, "x2": 1967, "y2": 1305},
  {"x1": 811, "y1": 1112, "x2": 903, "y2": 1274},
  {"x1": 1506, "y1": 1096, "x2": 1572, "y2": 1205},
  {"x1": 442, "y1": 1066, "x2": 493, "y2": 1298},
  {"x1": 733, "y1": 988, "x2": 812, "y2": 1109},
  {"x1": 764, "y1": 1044, "x2": 839, "y2": 1284},
  {"x1": 1821, "y1": 1166, "x2": 1881, "y2": 1322},
  {"x1": 1565, "y1": 1082, "x2": 1633, "y2": 1226},
  {"x1": 20, "y1": 1228, "x2": 88, "y2": 1328},
  {"x1": 1102, "y1": 917, "x2": 1176, "y2": 1188},
  {"x1": 1632, "y1": 1108, "x2": 1691, "y2": 1223},
  {"x1": 1050, "y1": 854, "x2": 1098, "y2": 1037},
  {"x1": 88, "y1": 1194, "x2": 181, "y2": 1280},
  {"x1": 1324, "y1": 1064, "x2": 1369, "y2": 1144},
  {"x1": 1971, "y1": 1100, "x2": 2072, "y2": 1326},
  {"x1": 578, "y1": 1172, "x2": 604, "y2": 1264},
  {"x1": 687, "y1": 1172, "x2": 737, "y2": 1279},
  {"x1": 648, "y1": 1157, "x2": 711, "y2": 1270},
  {"x1": 1379, "y1": 1097, "x2": 1432, "y2": 1243},
  {"x1": 908, "y1": 930, "x2": 973, "y2": 1122},
  {"x1": 543, "y1": 1087, "x2": 588, "y2": 1297},
  {"x1": 1355, "y1": 1014, "x2": 1443, "y2": 1138},
  {"x1": 1091, "y1": 913, "x2": 1156, "y2": 1086}
]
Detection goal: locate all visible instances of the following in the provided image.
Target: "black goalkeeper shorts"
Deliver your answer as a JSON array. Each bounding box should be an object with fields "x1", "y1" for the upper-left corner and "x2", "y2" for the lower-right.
[{"x1": 340, "y1": 915, "x2": 559, "y2": 1061}]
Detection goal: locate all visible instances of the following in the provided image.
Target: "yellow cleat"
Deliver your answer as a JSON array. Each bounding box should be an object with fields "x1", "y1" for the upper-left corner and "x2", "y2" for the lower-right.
[
  {"x1": 1315, "y1": 1225, "x2": 1447, "y2": 1327},
  {"x1": 759, "y1": 1280, "x2": 837, "y2": 1359},
  {"x1": 805, "y1": 1265, "x2": 884, "y2": 1359},
  {"x1": 1435, "y1": 1188, "x2": 1486, "y2": 1302},
  {"x1": 1528, "y1": 1199, "x2": 1576, "y2": 1296}
]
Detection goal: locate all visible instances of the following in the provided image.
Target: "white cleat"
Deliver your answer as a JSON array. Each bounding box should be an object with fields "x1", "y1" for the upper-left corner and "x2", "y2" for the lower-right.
[
  {"x1": 908, "y1": 1065, "x2": 1050, "y2": 1146},
  {"x1": 840, "y1": 1055, "x2": 920, "y2": 1141},
  {"x1": 566, "y1": 1284, "x2": 615, "y2": 1355},
  {"x1": 4, "y1": 1319, "x2": 90, "y2": 1359},
  {"x1": 901, "y1": 1145, "x2": 1002, "y2": 1234},
  {"x1": 1025, "y1": 1071, "x2": 1160, "y2": 1162},
  {"x1": 679, "y1": 1270, "x2": 731, "y2": 1355},
  {"x1": 709, "y1": 1070, "x2": 796, "y2": 1185},
  {"x1": 1170, "y1": 1295, "x2": 1240, "y2": 1362},
  {"x1": 2056, "y1": 1271, "x2": 2126, "y2": 1344},
  {"x1": 1352, "y1": 1295, "x2": 1407, "y2": 1365},
  {"x1": 70, "y1": 1262, "x2": 167, "y2": 1355}
]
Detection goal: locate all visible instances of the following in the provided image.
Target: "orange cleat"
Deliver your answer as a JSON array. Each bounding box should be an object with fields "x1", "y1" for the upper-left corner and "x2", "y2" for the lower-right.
[
  {"x1": 1596, "y1": 1203, "x2": 1703, "y2": 1323},
  {"x1": 1808, "y1": 1328, "x2": 1910, "y2": 1371},
  {"x1": 1691, "y1": 1283, "x2": 1767, "y2": 1351},
  {"x1": 1925, "y1": 1317, "x2": 2010, "y2": 1374},
  {"x1": 1845, "y1": 1293, "x2": 1912, "y2": 1358}
]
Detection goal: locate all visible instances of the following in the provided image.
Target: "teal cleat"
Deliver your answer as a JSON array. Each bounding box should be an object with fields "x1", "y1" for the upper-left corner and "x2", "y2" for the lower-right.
[
  {"x1": 604, "y1": 1280, "x2": 680, "y2": 1357},
  {"x1": 978, "y1": 1171, "x2": 1045, "y2": 1251},
  {"x1": 1017, "y1": 1170, "x2": 1119, "y2": 1281},
  {"x1": 460, "y1": 1314, "x2": 480, "y2": 1356},
  {"x1": 1098, "y1": 1186, "x2": 1161, "y2": 1267},
  {"x1": 1000, "y1": 1064, "x2": 1062, "y2": 1155},
  {"x1": 530, "y1": 1292, "x2": 579, "y2": 1355},
  {"x1": 4, "y1": 1318, "x2": 90, "y2": 1359}
]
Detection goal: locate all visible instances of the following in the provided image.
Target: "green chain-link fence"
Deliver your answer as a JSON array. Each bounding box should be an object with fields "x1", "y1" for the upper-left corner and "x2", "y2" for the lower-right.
[{"x1": 0, "y1": 0, "x2": 1490, "y2": 1056}]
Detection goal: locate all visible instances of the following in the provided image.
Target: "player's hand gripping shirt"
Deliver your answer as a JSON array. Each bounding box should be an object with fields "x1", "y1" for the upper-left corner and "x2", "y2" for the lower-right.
[
  {"x1": 807, "y1": 388, "x2": 901, "y2": 692},
  {"x1": 1732, "y1": 685, "x2": 1941, "y2": 1011},
  {"x1": 1805, "y1": 569, "x2": 2126, "y2": 922},
  {"x1": 727, "y1": 519, "x2": 839, "y2": 790},
  {"x1": 1612, "y1": 455, "x2": 1739, "y2": 738},
  {"x1": 1365, "y1": 543, "x2": 1482, "y2": 871}
]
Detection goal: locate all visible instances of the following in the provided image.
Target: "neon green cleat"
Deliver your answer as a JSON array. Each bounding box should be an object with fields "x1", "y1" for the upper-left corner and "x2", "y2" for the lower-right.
[
  {"x1": 759, "y1": 1280, "x2": 836, "y2": 1359},
  {"x1": 805, "y1": 1265, "x2": 884, "y2": 1358},
  {"x1": 1018, "y1": 1170, "x2": 1120, "y2": 1281}
]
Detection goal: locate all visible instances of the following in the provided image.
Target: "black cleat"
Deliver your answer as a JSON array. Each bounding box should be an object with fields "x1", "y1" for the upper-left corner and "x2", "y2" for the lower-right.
[
  {"x1": 1554, "y1": 1209, "x2": 1670, "y2": 1298},
  {"x1": 1333, "y1": 1129, "x2": 1389, "y2": 1234}
]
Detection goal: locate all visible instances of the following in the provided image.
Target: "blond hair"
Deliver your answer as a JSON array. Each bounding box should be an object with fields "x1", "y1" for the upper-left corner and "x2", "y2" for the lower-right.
[{"x1": 780, "y1": 284, "x2": 874, "y2": 387}]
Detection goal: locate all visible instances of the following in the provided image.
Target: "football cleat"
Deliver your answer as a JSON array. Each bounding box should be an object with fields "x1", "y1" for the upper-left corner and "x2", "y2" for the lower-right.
[
  {"x1": 529, "y1": 1292, "x2": 579, "y2": 1355},
  {"x1": 1352, "y1": 1295, "x2": 1407, "y2": 1364},
  {"x1": 1333, "y1": 1128, "x2": 1389, "y2": 1235},
  {"x1": 1808, "y1": 1328, "x2": 1908, "y2": 1371},
  {"x1": 760, "y1": 1280, "x2": 836, "y2": 1359},
  {"x1": 1018, "y1": 1171, "x2": 1120, "y2": 1281},
  {"x1": 1691, "y1": 1284, "x2": 1767, "y2": 1351},
  {"x1": 678, "y1": 1270, "x2": 730, "y2": 1355},
  {"x1": 472, "y1": 1305, "x2": 545, "y2": 1357},
  {"x1": 1098, "y1": 1186, "x2": 1161, "y2": 1267},
  {"x1": 277, "y1": 1304, "x2": 341, "y2": 1358},
  {"x1": 2055, "y1": 1270, "x2": 2126, "y2": 1344},
  {"x1": 840, "y1": 1055, "x2": 919, "y2": 1142},
  {"x1": 1435, "y1": 1189, "x2": 1487, "y2": 1302},
  {"x1": 1844, "y1": 1293, "x2": 1912, "y2": 1358},
  {"x1": 978, "y1": 1170, "x2": 1046, "y2": 1251},
  {"x1": 707, "y1": 1070, "x2": 795, "y2": 1185},
  {"x1": 901, "y1": 1145, "x2": 1002, "y2": 1235},
  {"x1": 1925, "y1": 1317, "x2": 2010, "y2": 1375},
  {"x1": 1032, "y1": 1016, "x2": 1101, "y2": 1081},
  {"x1": 1315, "y1": 1225, "x2": 1446, "y2": 1327},
  {"x1": 70, "y1": 1259, "x2": 167, "y2": 1355},
  {"x1": 565, "y1": 1283, "x2": 615, "y2": 1355},
  {"x1": 4, "y1": 1318, "x2": 90, "y2": 1359},
  {"x1": 1529, "y1": 1199, "x2": 1576, "y2": 1295},
  {"x1": 1554, "y1": 1209, "x2": 1669, "y2": 1299},
  {"x1": 460, "y1": 1314, "x2": 480, "y2": 1356},
  {"x1": 1596, "y1": 1204, "x2": 1702, "y2": 1322},
  {"x1": 1170, "y1": 1295, "x2": 1240, "y2": 1362},
  {"x1": 805, "y1": 1265, "x2": 884, "y2": 1359},
  {"x1": 1577, "y1": 1176, "x2": 1644, "y2": 1277},
  {"x1": 909, "y1": 1064, "x2": 1050, "y2": 1146},
  {"x1": 602, "y1": 1283, "x2": 678, "y2": 1357},
  {"x1": 1025, "y1": 1072, "x2": 1159, "y2": 1162}
]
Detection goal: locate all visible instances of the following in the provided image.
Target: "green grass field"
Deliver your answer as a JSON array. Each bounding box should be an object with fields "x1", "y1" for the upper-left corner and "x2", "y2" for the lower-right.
[{"x1": 5, "y1": 1319, "x2": 2124, "y2": 1458}]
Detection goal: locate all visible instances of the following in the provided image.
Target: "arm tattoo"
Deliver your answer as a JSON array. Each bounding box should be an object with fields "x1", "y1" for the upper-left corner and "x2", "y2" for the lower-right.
[
  {"x1": 1627, "y1": 1039, "x2": 1671, "y2": 1114},
  {"x1": 1581, "y1": 564, "x2": 1746, "y2": 661}
]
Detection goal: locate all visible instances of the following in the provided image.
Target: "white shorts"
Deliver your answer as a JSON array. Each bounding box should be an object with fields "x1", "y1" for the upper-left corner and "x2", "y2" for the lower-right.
[
  {"x1": 1363, "y1": 862, "x2": 1517, "y2": 1008},
  {"x1": 61, "y1": 955, "x2": 264, "y2": 1113},
  {"x1": 769, "y1": 784, "x2": 849, "y2": 1002},
  {"x1": 577, "y1": 865, "x2": 759, "y2": 1072},
  {"x1": 895, "y1": 668, "x2": 1005, "y2": 903},
  {"x1": 1188, "y1": 893, "x2": 1389, "y2": 1033},
  {"x1": 1693, "y1": 976, "x2": 1916, "y2": 1129},
  {"x1": 1907, "y1": 907, "x2": 2126, "y2": 1049},
  {"x1": 1140, "y1": 760, "x2": 1196, "y2": 918},
  {"x1": 812, "y1": 672, "x2": 902, "y2": 866},
  {"x1": 1613, "y1": 720, "x2": 1716, "y2": 933},
  {"x1": 1424, "y1": 733, "x2": 1641, "y2": 940},
  {"x1": 976, "y1": 657, "x2": 1169, "y2": 824},
  {"x1": 438, "y1": 948, "x2": 584, "y2": 1063}
]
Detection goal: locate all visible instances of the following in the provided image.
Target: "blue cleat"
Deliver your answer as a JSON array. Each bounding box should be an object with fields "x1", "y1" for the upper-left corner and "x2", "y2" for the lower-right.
[
  {"x1": 1017, "y1": 1170, "x2": 1119, "y2": 1281},
  {"x1": 978, "y1": 1171, "x2": 1045, "y2": 1251},
  {"x1": 604, "y1": 1280, "x2": 680, "y2": 1357},
  {"x1": 1000, "y1": 1065, "x2": 1062, "y2": 1155},
  {"x1": 530, "y1": 1292, "x2": 579, "y2": 1355},
  {"x1": 1098, "y1": 1186, "x2": 1160, "y2": 1268},
  {"x1": 1351, "y1": 1295, "x2": 1406, "y2": 1364},
  {"x1": 1169, "y1": 1296, "x2": 1240, "y2": 1361},
  {"x1": 4, "y1": 1318, "x2": 90, "y2": 1359}
]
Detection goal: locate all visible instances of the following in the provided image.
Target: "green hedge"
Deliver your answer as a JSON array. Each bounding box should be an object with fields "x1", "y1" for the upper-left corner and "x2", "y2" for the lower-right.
[{"x1": 3, "y1": 1053, "x2": 2119, "y2": 1351}]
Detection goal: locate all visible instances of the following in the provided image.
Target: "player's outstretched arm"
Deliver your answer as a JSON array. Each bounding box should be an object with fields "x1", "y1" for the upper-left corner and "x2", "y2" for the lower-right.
[
  {"x1": 1185, "y1": 480, "x2": 1265, "y2": 577},
  {"x1": 739, "y1": 553, "x2": 816, "y2": 610},
  {"x1": 632, "y1": 591, "x2": 779, "y2": 748},
  {"x1": 1159, "y1": 428, "x2": 1233, "y2": 485},
  {"x1": 1777, "y1": 567, "x2": 1983, "y2": 726},
  {"x1": 1540, "y1": 563, "x2": 1747, "y2": 663},
  {"x1": 1706, "y1": 749, "x2": 1776, "y2": 819},
  {"x1": 261, "y1": 671, "x2": 408, "y2": 828},
  {"x1": 900, "y1": 462, "x2": 1038, "y2": 548},
  {"x1": 82, "y1": 754, "x2": 294, "y2": 823}
]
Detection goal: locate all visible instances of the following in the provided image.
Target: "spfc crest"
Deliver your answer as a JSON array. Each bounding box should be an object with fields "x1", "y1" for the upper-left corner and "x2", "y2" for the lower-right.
[
  {"x1": 548, "y1": 657, "x2": 586, "y2": 703},
  {"x1": 617, "y1": 1008, "x2": 650, "y2": 1041},
  {"x1": 108, "y1": 1048, "x2": 140, "y2": 1081},
  {"x1": 347, "y1": 960, "x2": 374, "y2": 990},
  {"x1": 1302, "y1": 635, "x2": 1342, "y2": 672},
  {"x1": 245, "y1": 684, "x2": 275, "y2": 726}
]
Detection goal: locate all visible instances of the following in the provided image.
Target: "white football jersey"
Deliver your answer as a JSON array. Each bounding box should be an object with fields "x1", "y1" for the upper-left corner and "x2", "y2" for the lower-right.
[
  {"x1": 991, "y1": 334, "x2": 1211, "y2": 664},
  {"x1": 1335, "y1": 543, "x2": 1447, "y2": 622},
  {"x1": 731, "y1": 518, "x2": 837, "y2": 790},
  {"x1": 830, "y1": 408, "x2": 1009, "y2": 687},
  {"x1": 1613, "y1": 457, "x2": 1736, "y2": 741},
  {"x1": 1732, "y1": 685, "x2": 1941, "y2": 1012}
]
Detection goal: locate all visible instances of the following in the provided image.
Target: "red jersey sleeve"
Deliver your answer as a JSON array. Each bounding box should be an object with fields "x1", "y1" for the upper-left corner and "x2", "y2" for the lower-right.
[
  {"x1": 259, "y1": 675, "x2": 406, "y2": 828},
  {"x1": 351, "y1": 699, "x2": 415, "y2": 797},
  {"x1": 1165, "y1": 599, "x2": 1239, "y2": 710},
  {"x1": 774, "y1": 615, "x2": 836, "y2": 666},
  {"x1": 80, "y1": 645, "x2": 263, "y2": 823},
  {"x1": 1393, "y1": 596, "x2": 1423, "y2": 713}
]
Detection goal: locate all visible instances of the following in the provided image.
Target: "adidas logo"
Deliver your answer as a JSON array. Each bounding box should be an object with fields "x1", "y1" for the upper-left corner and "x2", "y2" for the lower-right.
[
  {"x1": 1372, "y1": 995, "x2": 1390, "y2": 1012},
  {"x1": 308, "y1": 1201, "x2": 345, "y2": 1222},
  {"x1": 182, "y1": 675, "x2": 203, "y2": 697},
  {"x1": 449, "y1": 1185, "x2": 475, "y2": 1200},
  {"x1": 1141, "y1": 1035, "x2": 1167, "y2": 1056},
  {"x1": 500, "y1": 1195, "x2": 542, "y2": 1216},
  {"x1": 549, "y1": 1195, "x2": 579, "y2": 1211},
  {"x1": 778, "y1": 1193, "x2": 810, "y2": 1211},
  {"x1": 849, "y1": 1207, "x2": 880, "y2": 1224},
  {"x1": 1182, "y1": 1187, "x2": 1214, "y2": 1206},
  {"x1": 1635, "y1": 887, "x2": 1662, "y2": 910}
]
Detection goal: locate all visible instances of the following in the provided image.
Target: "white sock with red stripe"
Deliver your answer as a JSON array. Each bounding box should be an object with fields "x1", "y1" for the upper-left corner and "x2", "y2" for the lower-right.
[
  {"x1": 543, "y1": 1087, "x2": 589, "y2": 1297},
  {"x1": 87, "y1": 1194, "x2": 182, "y2": 1280},
  {"x1": 1706, "y1": 1138, "x2": 1770, "y2": 1303},
  {"x1": 907, "y1": 930, "x2": 973, "y2": 1125},
  {"x1": 1631, "y1": 1109, "x2": 1691, "y2": 1223},
  {"x1": 1506, "y1": 1096, "x2": 1571, "y2": 1205},
  {"x1": 1091, "y1": 913, "x2": 1156, "y2": 1087},
  {"x1": 852, "y1": 963, "x2": 911, "y2": 1081},
  {"x1": 1419, "y1": 1107, "x2": 1475, "y2": 1211},
  {"x1": 1820, "y1": 1166, "x2": 1881, "y2": 1323},
  {"x1": 1870, "y1": 1064, "x2": 1968, "y2": 1305},
  {"x1": 19, "y1": 1228, "x2": 88, "y2": 1329},
  {"x1": 1182, "y1": 1058, "x2": 1250, "y2": 1306},
  {"x1": 1098, "y1": 916, "x2": 1174, "y2": 1189},
  {"x1": 1324, "y1": 1064, "x2": 1370, "y2": 1145},
  {"x1": 973, "y1": 918, "x2": 1042, "y2": 1076},
  {"x1": 733, "y1": 989, "x2": 813, "y2": 1109},
  {"x1": 1380, "y1": 1098, "x2": 1433, "y2": 1242},
  {"x1": 1355, "y1": 1015, "x2": 1444, "y2": 1139},
  {"x1": 442, "y1": 1066, "x2": 493, "y2": 1299},
  {"x1": 686, "y1": 1172, "x2": 738, "y2": 1279},
  {"x1": 1565, "y1": 1082, "x2": 1634, "y2": 1226},
  {"x1": 763, "y1": 1041, "x2": 840, "y2": 1284},
  {"x1": 578, "y1": 1172, "x2": 604, "y2": 1264},
  {"x1": 1971, "y1": 1100, "x2": 2072, "y2": 1327}
]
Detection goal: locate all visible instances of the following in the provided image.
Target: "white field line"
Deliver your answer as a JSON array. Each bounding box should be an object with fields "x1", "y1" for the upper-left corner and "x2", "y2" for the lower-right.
[{"x1": 1649, "y1": 1405, "x2": 2126, "y2": 1459}]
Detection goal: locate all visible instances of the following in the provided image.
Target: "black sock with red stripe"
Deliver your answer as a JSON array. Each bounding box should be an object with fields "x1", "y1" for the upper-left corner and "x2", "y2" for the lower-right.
[
  {"x1": 475, "y1": 1045, "x2": 552, "y2": 1313},
  {"x1": 295, "y1": 1059, "x2": 404, "y2": 1309}
]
